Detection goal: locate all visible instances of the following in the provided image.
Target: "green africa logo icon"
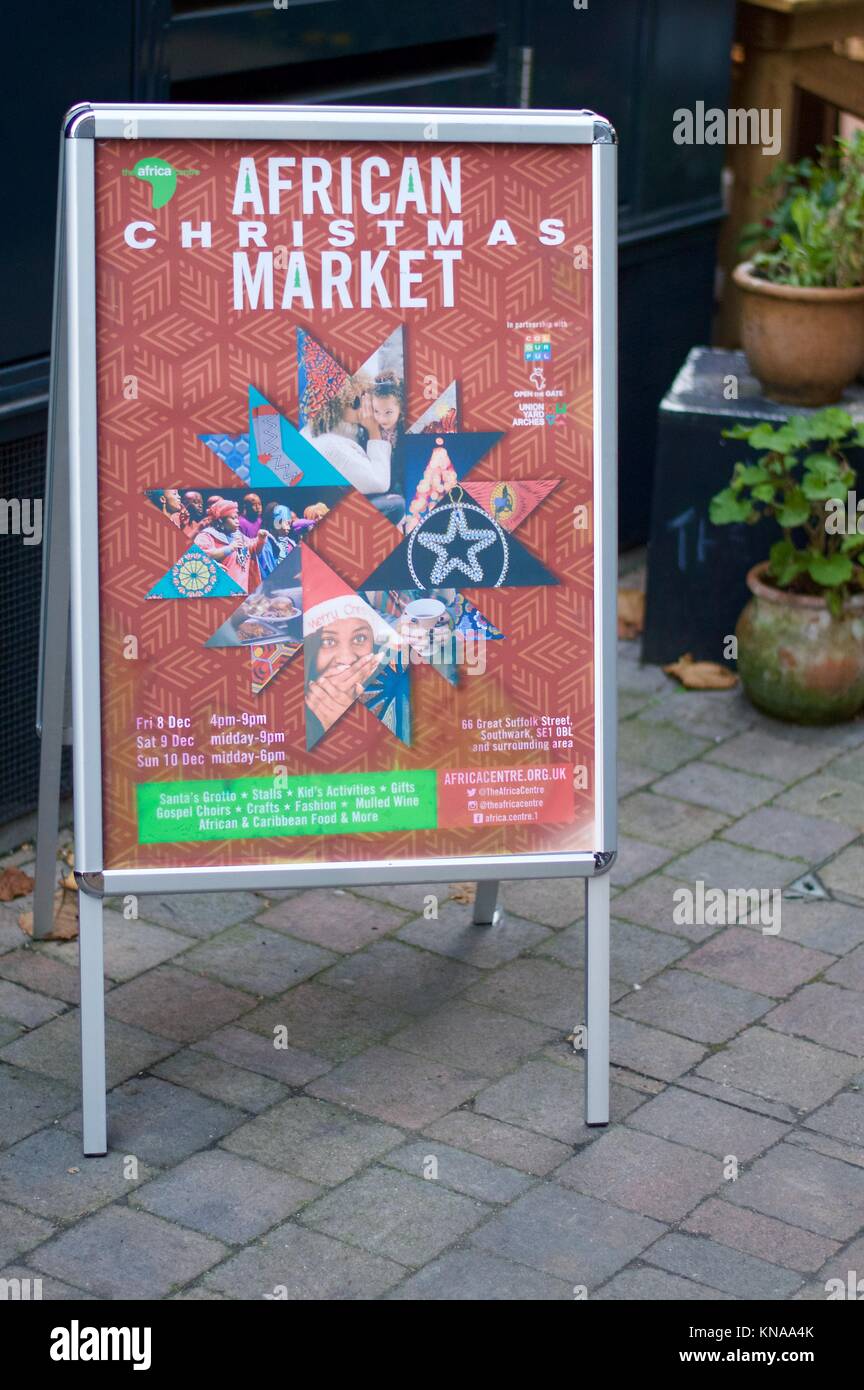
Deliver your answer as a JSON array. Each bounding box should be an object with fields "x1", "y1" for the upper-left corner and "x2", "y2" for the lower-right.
[{"x1": 121, "y1": 157, "x2": 199, "y2": 209}]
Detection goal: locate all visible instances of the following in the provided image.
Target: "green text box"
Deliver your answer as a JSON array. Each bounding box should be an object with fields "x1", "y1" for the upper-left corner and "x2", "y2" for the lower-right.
[{"x1": 137, "y1": 771, "x2": 437, "y2": 844}]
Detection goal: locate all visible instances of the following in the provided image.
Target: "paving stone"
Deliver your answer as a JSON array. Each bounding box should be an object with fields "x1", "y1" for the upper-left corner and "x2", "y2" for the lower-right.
[
  {"x1": 682, "y1": 1197, "x2": 839, "y2": 1274},
  {"x1": 182, "y1": 924, "x2": 336, "y2": 996},
  {"x1": 132, "y1": 1150, "x2": 319, "y2": 1243},
  {"x1": 823, "y1": 745, "x2": 864, "y2": 784},
  {"x1": 720, "y1": 806, "x2": 856, "y2": 864},
  {"x1": 538, "y1": 918, "x2": 688, "y2": 986},
  {"x1": 387, "y1": 1248, "x2": 572, "y2": 1300},
  {"x1": 679, "y1": 927, "x2": 832, "y2": 997},
  {"x1": 321, "y1": 940, "x2": 480, "y2": 1017},
  {"x1": 619, "y1": 792, "x2": 729, "y2": 852},
  {"x1": 611, "y1": 875, "x2": 717, "y2": 943},
  {"x1": 193, "y1": 1024, "x2": 329, "y2": 1086},
  {"x1": 809, "y1": 1233, "x2": 864, "y2": 1291},
  {"x1": 0, "y1": 1264, "x2": 94, "y2": 1300},
  {"x1": 775, "y1": 773, "x2": 864, "y2": 827},
  {"x1": 627, "y1": 1085, "x2": 788, "y2": 1161},
  {"x1": 617, "y1": 658, "x2": 671, "y2": 697},
  {"x1": 498, "y1": 877, "x2": 585, "y2": 929},
  {"x1": 824, "y1": 941, "x2": 864, "y2": 990},
  {"x1": 171, "y1": 1287, "x2": 232, "y2": 1301},
  {"x1": 63, "y1": 1075, "x2": 245, "y2": 1166},
  {"x1": 386, "y1": 999, "x2": 555, "y2": 1078},
  {"x1": 105, "y1": 965, "x2": 253, "y2": 1042},
  {"x1": 678, "y1": 1073, "x2": 801, "y2": 1125},
  {"x1": 706, "y1": 728, "x2": 833, "y2": 782},
  {"x1": 203, "y1": 1221, "x2": 404, "y2": 1300},
  {"x1": 397, "y1": 906, "x2": 550, "y2": 968},
  {"x1": 556, "y1": 1128, "x2": 721, "y2": 1220},
  {"x1": 618, "y1": 690, "x2": 654, "y2": 719},
  {"x1": 0, "y1": 1019, "x2": 23, "y2": 1048},
  {"x1": 610, "y1": 836, "x2": 677, "y2": 888},
  {"x1": 765, "y1": 982, "x2": 863, "y2": 1055},
  {"x1": 644, "y1": 1231, "x2": 802, "y2": 1299},
  {"x1": 696, "y1": 1027, "x2": 859, "y2": 1110},
  {"x1": 0, "y1": 1011, "x2": 175, "y2": 1089},
  {"x1": 299, "y1": 1166, "x2": 488, "y2": 1266},
  {"x1": 255, "y1": 890, "x2": 407, "y2": 951},
  {"x1": 0, "y1": 950, "x2": 80, "y2": 1005},
  {"x1": 466, "y1": 957, "x2": 621, "y2": 1031},
  {"x1": 0, "y1": 980, "x2": 63, "y2": 1029},
  {"x1": 381, "y1": 1140, "x2": 534, "y2": 1204},
  {"x1": 666, "y1": 840, "x2": 800, "y2": 892},
  {"x1": 767, "y1": 898, "x2": 864, "y2": 955},
  {"x1": 725, "y1": 1142, "x2": 864, "y2": 1241},
  {"x1": 786, "y1": 1125, "x2": 864, "y2": 1170},
  {"x1": 746, "y1": 710, "x2": 864, "y2": 752},
  {"x1": 152, "y1": 1049, "x2": 285, "y2": 1113},
  {"x1": 597, "y1": 1268, "x2": 736, "y2": 1300},
  {"x1": 638, "y1": 688, "x2": 757, "y2": 741},
  {"x1": 652, "y1": 763, "x2": 783, "y2": 816},
  {"x1": 63, "y1": 911, "x2": 189, "y2": 982},
  {"x1": 802, "y1": 1091, "x2": 864, "y2": 1147},
  {"x1": 307, "y1": 1045, "x2": 484, "y2": 1130},
  {"x1": 472, "y1": 1058, "x2": 641, "y2": 1144},
  {"x1": 221, "y1": 1095, "x2": 403, "y2": 1185},
  {"x1": 0, "y1": 1200, "x2": 54, "y2": 1265},
  {"x1": 617, "y1": 763, "x2": 659, "y2": 797},
  {"x1": 0, "y1": 1063, "x2": 77, "y2": 1147},
  {"x1": 351, "y1": 881, "x2": 453, "y2": 914},
  {"x1": 609, "y1": 1016, "x2": 707, "y2": 1082},
  {"x1": 240, "y1": 981, "x2": 409, "y2": 1063},
  {"x1": 0, "y1": 916, "x2": 26, "y2": 956},
  {"x1": 31, "y1": 1206, "x2": 225, "y2": 1299},
  {"x1": 471, "y1": 1183, "x2": 664, "y2": 1287},
  {"x1": 618, "y1": 719, "x2": 710, "y2": 772},
  {"x1": 134, "y1": 891, "x2": 263, "y2": 938},
  {"x1": 615, "y1": 970, "x2": 770, "y2": 1044},
  {"x1": 423, "y1": 1111, "x2": 572, "y2": 1176},
  {"x1": 820, "y1": 844, "x2": 864, "y2": 901},
  {"x1": 0, "y1": 1127, "x2": 150, "y2": 1221}
]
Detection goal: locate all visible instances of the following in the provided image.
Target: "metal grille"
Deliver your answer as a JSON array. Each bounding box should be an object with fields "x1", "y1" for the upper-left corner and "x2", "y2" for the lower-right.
[{"x1": 0, "y1": 429, "x2": 69, "y2": 825}]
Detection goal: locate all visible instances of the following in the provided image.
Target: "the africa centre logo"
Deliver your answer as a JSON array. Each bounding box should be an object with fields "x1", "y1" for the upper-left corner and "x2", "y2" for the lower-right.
[{"x1": 122, "y1": 157, "x2": 199, "y2": 209}]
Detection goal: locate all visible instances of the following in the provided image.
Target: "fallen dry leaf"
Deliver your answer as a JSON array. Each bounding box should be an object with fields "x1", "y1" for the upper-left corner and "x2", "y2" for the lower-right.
[
  {"x1": 449, "y1": 882, "x2": 476, "y2": 904},
  {"x1": 18, "y1": 887, "x2": 79, "y2": 941},
  {"x1": 663, "y1": 653, "x2": 738, "y2": 691},
  {"x1": 0, "y1": 866, "x2": 34, "y2": 901},
  {"x1": 617, "y1": 587, "x2": 645, "y2": 640}
]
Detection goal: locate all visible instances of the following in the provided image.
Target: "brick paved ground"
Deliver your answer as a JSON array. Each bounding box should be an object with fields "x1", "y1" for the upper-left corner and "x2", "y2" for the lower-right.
[{"x1": 0, "y1": 635, "x2": 863, "y2": 1299}]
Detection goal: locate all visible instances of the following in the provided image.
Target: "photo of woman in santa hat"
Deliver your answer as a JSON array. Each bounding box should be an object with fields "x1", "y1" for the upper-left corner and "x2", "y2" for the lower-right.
[{"x1": 302, "y1": 552, "x2": 394, "y2": 743}]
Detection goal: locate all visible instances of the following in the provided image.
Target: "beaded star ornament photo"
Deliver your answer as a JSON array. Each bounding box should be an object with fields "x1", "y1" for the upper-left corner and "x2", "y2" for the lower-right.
[{"x1": 407, "y1": 484, "x2": 510, "y2": 589}]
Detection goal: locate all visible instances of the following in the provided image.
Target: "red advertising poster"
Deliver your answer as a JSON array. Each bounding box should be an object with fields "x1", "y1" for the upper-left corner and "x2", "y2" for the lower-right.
[{"x1": 93, "y1": 137, "x2": 595, "y2": 870}]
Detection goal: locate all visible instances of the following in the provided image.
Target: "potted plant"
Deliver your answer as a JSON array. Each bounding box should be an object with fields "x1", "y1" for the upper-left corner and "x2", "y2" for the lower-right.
[
  {"x1": 734, "y1": 131, "x2": 864, "y2": 406},
  {"x1": 710, "y1": 407, "x2": 864, "y2": 723}
]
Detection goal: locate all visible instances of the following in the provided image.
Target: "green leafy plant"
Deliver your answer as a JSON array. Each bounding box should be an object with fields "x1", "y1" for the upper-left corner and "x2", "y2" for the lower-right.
[
  {"x1": 738, "y1": 131, "x2": 864, "y2": 288},
  {"x1": 710, "y1": 408, "x2": 864, "y2": 614}
]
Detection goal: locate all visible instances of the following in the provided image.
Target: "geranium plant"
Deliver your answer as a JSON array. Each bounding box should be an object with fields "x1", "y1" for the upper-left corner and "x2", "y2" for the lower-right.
[
  {"x1": 709, "y1": 407, "x2": 864, "y2": 614},
  {"x1": 738, "y1": 130, "x2": 864, "y2": 289}
]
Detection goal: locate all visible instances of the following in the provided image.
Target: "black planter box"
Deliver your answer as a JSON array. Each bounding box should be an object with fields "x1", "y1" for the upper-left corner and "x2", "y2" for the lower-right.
[{"x1": 642, "y1": 347, "x2": 864, "y2": 667}]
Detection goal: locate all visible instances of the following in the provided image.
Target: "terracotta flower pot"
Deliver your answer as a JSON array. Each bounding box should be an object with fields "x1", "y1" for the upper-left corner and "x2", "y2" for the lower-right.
[
  {"x1": 733, "y1": 262, "x2": 864, "y2": 407},
  {"x1": 736, "y1": 563, "x2": 864, "y2": 724}
]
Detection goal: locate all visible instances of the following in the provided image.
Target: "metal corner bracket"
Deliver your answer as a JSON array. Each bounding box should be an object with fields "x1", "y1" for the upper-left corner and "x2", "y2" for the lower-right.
[
  {"x1": 593, "y1": 851, "x2": 616, "y2": 874},
  {"x1": 64, "y1": 105, "x2": 95, "y2": 139},
  {"x1": 592, "y1": 118, "x2": 617, "y2": 145},
  {"x1": 75, "y1": 871, "x2": 105, "y2": 897}
]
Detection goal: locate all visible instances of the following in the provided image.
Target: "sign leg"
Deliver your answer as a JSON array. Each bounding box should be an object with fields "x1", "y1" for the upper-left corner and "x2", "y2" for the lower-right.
[
  {"x1": 472, "y1": 879, "x2": 500, "y2": 926},
  {"x1": 78, "y1": 889, "x2": 107, "y2": 1155},
  {"x1": 584, "y1": 872, "x2": 610, "y2": 1126}
]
